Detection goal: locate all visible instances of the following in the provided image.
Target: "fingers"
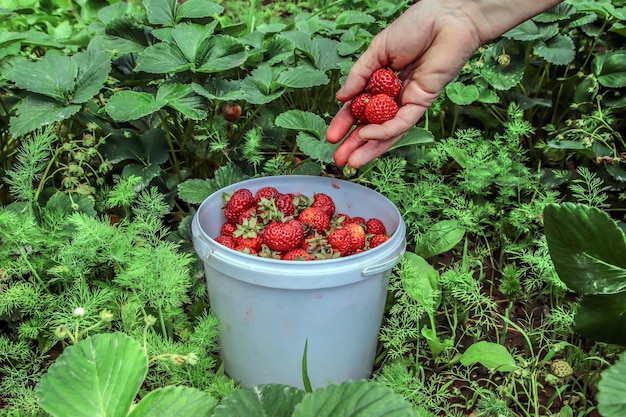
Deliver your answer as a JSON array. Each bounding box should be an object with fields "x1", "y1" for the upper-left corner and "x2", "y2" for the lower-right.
[
  {"x1": 333, "y1": 131, "x2": 404, "y2": 168},
  {"x1": 326, "y1": 103, "x2": 355, "y2": 144}
]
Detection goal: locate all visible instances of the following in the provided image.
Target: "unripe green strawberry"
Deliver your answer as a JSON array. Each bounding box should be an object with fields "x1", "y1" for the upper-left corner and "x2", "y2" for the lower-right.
[
  {"x1": 367, "y1": 68, "x2": 401, "y2": 97},
  {"x1": 364, "y1": 94, "x2": 398, "y2": 124},
  {"x1": 350, "y1": 93, "x2": 372, "y2": 123}
]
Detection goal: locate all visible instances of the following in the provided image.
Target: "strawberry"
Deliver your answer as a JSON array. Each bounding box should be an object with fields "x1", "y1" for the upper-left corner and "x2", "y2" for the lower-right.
[
  {"x1": 345, "y1": 216, "x2": 366, "y2": 226},
  {"x1": 350, "y1": 93, "x2": 372, "y2": 123},
  {"x1": 298, "y1": 207, "x2": 330, "y2": 232},
  {"x1": 364, "y1": 94, "x2": 398, "y2": 124},
  {"x1": 275, "y1": 193, "x2": 296, "y2": 217},
  {"x1": 343, "y1": 223, "x2": 366, "y2": 252},
  {"x1": 365, "y1": 218, "x2": 386, "y2": 235},
  {"x1": 234, "y1": 235, "x2": 263, "y2": 251},
  {"x1": 234, "y1": 246, "x2": 257, "y2": 255},
  {"x1": 220, "y1": 222, "x2": 237, "y2": 237},
  {"x1": 369, "y1": 234, "x2": 390, "y2": 249},
  {"x1": 282, "y1": 248, "x2": 312, "y2": 261},
  {"x1": 254, "y1": 186, "x2": 279, "y2": 203},
  {"x1": 367, "y1": 68, "x2": 401, "y2": 97},
  {"x1": 328, "y1": 228, "x2": 352, "y2": 256},
  {"x1": 223, "y1": 188, "x2": 255, "y2": 224},
  {"x1": 237, "y1": 206, "x2": 257, "y2": 224},
  {"x1": 263, "y1": 220, "x2": 305, "y2": 252},
  {"x1": 311, "y1": 193, "x2": 336, "y2": 218},
  {"x1": 215, "y1": 235, "x2": 236, "y2": 249},
  {"x1": 222, "y1": 103, "x2": 242, "y2": 122}
]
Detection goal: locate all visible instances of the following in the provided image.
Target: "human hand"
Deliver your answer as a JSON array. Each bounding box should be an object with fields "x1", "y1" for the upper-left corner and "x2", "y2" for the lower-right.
[{"x1": 326, "y1": 0, "x2": 563, "y2": 168}]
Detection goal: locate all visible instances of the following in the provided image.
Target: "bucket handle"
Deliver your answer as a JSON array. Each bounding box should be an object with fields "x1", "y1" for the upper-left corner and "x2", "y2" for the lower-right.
[
  {"x1": 361, "y1": 255, "x2": 401, "y2": 277},
  {"x1": 191, "y1": 215, "x2": 213, "y2": 260}
]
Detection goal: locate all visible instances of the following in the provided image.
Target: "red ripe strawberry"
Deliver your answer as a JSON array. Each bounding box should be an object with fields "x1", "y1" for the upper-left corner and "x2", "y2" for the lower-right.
[
  {"x1": 345, "y1": 216, "x2": 365, "y2": 226},
  {"x1": 350, "y1": 93, "x2": 372, "y2": 123},
  {"x1": 328, "y1": 228, "x2": 352, "y2": 257},
  {"x1": 366, "y1": 218, "x2": 386, "y2": 235},
  {"x1": 222, "y1": 103, "x2": 242, "y2": 122},
  {"x1": 234, "y1": 235, "x2": 263, "y2": 251},
  {"x1": 343, "y1": 223, "x2": 366, "y2": 252},
  {"x1": 369, "y1": 234, "x2": 390, "y2": 249},
  {"x1": 235, "y1": 246, "x2": 257, "y2": 255},
  {"x1": 254, "y1": 186, "x2": 279, "y2": 203},
  {"x1": 367, "y1": 68, "x2": 401, "y2": 97},
  {"x1": 311, "y1": 193, "x2": 335, "y2": 218},
  {"x1": 220, "y1": 222, "x2": 237, "y2": 237},
  {"x1": 238, "y1": 206, "x2": 257, "y2": 224},
  {"x1": 298, "y1": 207, "x2": 330, "y2": 232},
  {"x1": 263, "y1": 220, "x2": 305, "y2": 252},
  {"x1": 282, "y1": 248, "x2": 312, "y2": 261},
  {"x1": 276, "y1": 193, "x2": 296, "y2": 217},
  {"x1": 215, "y1": 235, "x2": 236, "y2": 249},
  {"x1": 364, "y1": 94, "x2": 398, "y2": 124},
  {"x1": 223, "y1": 188, "x2": 255, "y2": 224}
]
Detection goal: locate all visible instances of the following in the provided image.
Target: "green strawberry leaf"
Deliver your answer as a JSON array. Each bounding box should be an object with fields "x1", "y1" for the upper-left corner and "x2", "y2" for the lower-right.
[
  {"x1": 275, "y1": 67, "x2": 329, "y2": 89},
  {"x1": 9, "y1": 55, "x2": 77, "y2": 101},
  {"x1": 157, "y1": 82, "x2": 207, "y2": 120},
  {"x1": 213, "y1": 384, "x2": 304, "y2": 417},
  {"x1": 10, "y1": 96, "x2": 81, "y2": 138},
  {"x1": 597, "y1": 351, "x2": 626, "y2": 417},
  {"x1": 400, "y1": 252, "x2": 441, "y2": 313},
  {"x1": 263, "y1": 37, "x2": 296, "y2": 66},
  {"x1": 335, "y1": 10, "x2": 375, "y2": 28},
  {"x1": 106, "y1": 91, "x2": 167, "y2": 121},
  {"x1": 129, "y1": 386, "x2": 216, "y2": 417},
  {"x1": 445, "y1": 82, "x2": 479, "y2": 105},
  {"x1": 135, "y1": 42, "x2": 191, "y2": 74},
  {"x1": 574, "y1": 292, "x2": 626, "y2": 346},
  {"x1": 36, "y1": 333, "x2": 148, "y2": 417},
  {"x1": 196, "y1": 35, "x2": 247, "y2": 73},
  {"x1": 275, "y1": 110, "x2": 326, "y2": 141},
  {"x1": 293, "y1": 380, "x2": 417, "y2": 417},
  {"x1": 145, "y1": 0, "x2": 177, "y2": 26},
  {"x1": 296, "y1": 132, "x2": 339, "y2": 164},
  {"x1": 503, "y1": 20, "x2": 542, "y2": 41},
  {"x1": 460, "y1": 341, "x2": 517, "y2": 372},
  {"x1": 592, "y1": 51, "x2": 626, "y2": 88},
  {"x1": 533, "y1": 34, "x2": 575, "y2": 66},
  {"x1": 543, "y1": 203, "x2": 626, "y2": 295},
  {"x1": 72, "y1": 50, "x2": 111, "y2": 104},
  {"x1": 178, "y1": 179, "x2": 217, "y2": 204},
  {"x1": 388, "y1": 127, "x2": 435, "y2": 151},
  {"x1": 176, "y1": 0, "x2": 223, "y2": 20},
  {"x1": 171, "y1": 22, "x2": 216, "y2": 64}
]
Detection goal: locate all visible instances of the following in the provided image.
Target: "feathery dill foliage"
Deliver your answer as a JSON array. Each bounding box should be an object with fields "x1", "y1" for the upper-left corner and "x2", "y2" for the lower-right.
[
  {"x1": 242, "y1": 127, "x2": 264, "y2": 168},
  {"x1": 0, "y1": 173, "x2": 214, "y2": 412},
  {"x1": 3, "y1": 127, "x2": 55, "y2": 202}
]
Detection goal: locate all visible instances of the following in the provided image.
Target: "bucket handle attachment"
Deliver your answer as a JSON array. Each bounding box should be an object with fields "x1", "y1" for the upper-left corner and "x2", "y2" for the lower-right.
[
  {"x1": 191, "y1": 215, "x2": 213, "y2": 260},
  {"x1": 361, "y1": 255, "x2": 401, "y2": 277}
]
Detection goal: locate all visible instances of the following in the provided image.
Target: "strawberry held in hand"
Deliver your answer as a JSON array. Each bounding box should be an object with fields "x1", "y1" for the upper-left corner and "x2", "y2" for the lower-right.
[
  {"x1": 349, "y1": 67, "x2": 401, "y2": 125},
  {"x1": 363, "y1": 94, "x2": 398, "y2": 124},
  {"x1": 367, "y1": 68, "x2": 401, "y2": 97}
]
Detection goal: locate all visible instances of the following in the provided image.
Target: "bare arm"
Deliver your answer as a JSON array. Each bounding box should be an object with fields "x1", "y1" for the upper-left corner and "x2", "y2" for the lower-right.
[{"x1": 327, "y1": 0, "x2": 564, "y2": 168}]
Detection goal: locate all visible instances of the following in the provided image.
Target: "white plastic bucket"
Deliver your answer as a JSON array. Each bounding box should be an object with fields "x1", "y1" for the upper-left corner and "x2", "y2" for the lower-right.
[{"x1": 191, "y1": 175, "x2": 406, "y2": 388}]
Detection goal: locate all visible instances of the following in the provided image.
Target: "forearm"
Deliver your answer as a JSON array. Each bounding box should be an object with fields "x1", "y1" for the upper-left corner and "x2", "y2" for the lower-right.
[{"x1": 461, "y1": 0, "x2": 565, "y2": 42}]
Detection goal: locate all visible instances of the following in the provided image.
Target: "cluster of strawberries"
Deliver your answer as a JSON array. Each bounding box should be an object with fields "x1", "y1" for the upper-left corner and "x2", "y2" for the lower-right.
[
  {"x1": 214, "y1": 186, "x2": 391, "y2": 260},
  {"x1": 350, "y1": 68, "x2": 401, "y2": 124}
]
